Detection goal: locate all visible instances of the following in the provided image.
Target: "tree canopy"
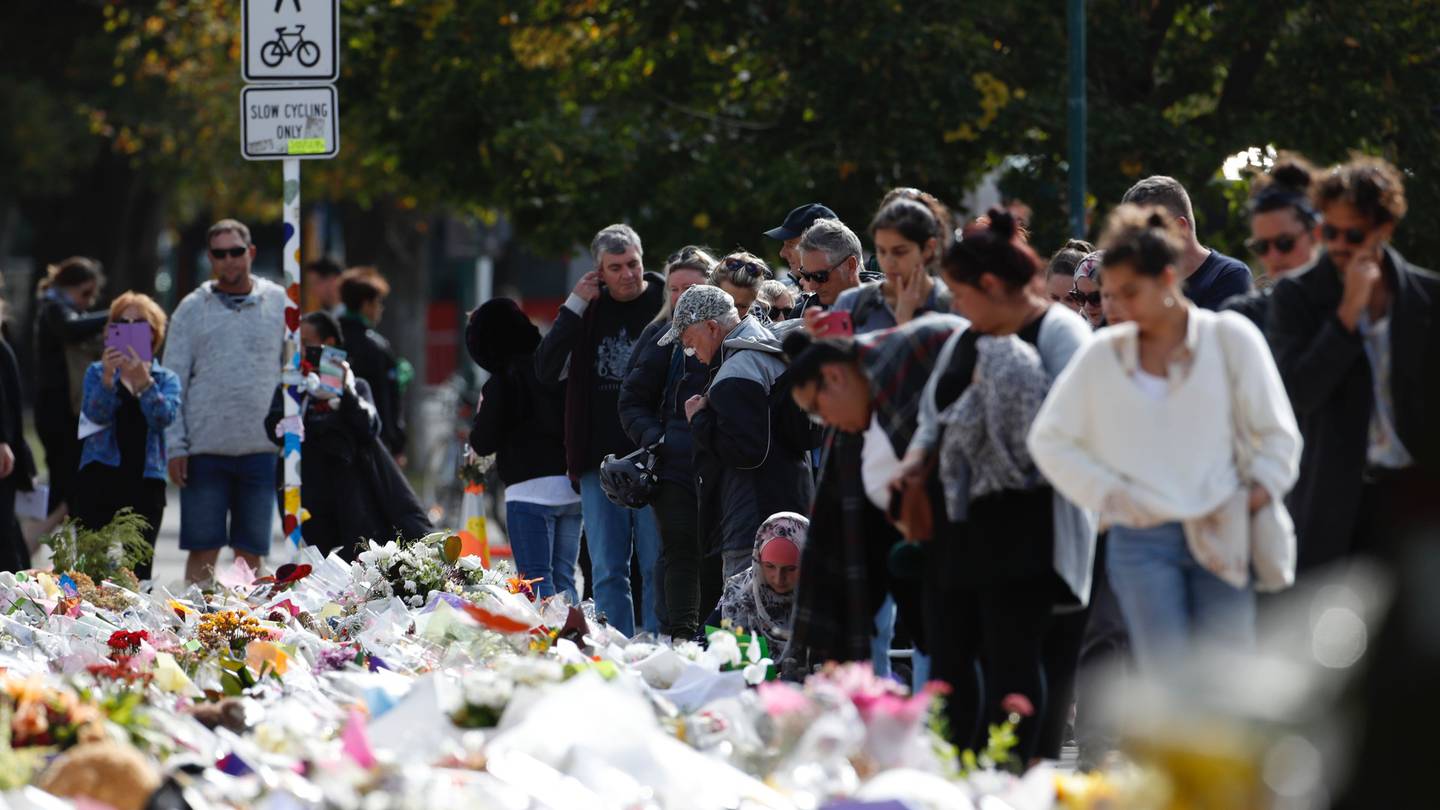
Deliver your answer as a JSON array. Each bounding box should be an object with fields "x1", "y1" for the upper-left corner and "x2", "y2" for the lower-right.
[{"x1": 5, "y1": 0, "x2": 1439, "y2": 276}]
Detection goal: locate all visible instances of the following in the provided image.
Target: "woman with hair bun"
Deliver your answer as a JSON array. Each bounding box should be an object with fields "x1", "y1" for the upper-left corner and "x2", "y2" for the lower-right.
[
  {"x1": 1224, "y1": 153, "x2": 1322, "y2": 329},
  {"x1": 1047, "y1": 239, "x2": 1094, "y2": 310},
  {"x1": 896, "y1": 207, "x2": 1095, "y2": 761},
  {"x1": 1029, "y1": 204, "x2": 1301, "y2": 675}
]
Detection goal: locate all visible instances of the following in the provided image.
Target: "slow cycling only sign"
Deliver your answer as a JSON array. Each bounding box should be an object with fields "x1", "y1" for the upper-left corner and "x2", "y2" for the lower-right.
[
  {"x1": 240, "y1": 85, "x2": 339, "y2": 161},
  {"x1": 242, "y1": 0, "x2": 339, "y2": 83}
]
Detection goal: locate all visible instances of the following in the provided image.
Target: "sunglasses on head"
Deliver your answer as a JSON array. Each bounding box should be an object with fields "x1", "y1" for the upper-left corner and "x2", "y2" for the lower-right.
[
  {"x1": 1246, "y1": 233, "x2": 1305, "y2": 256},
  {"x1": 1321, "y1": 224, "x2": 1368, "y2": 245},
  {"x1": 721, "y1": 256, "x2": 769, "y2": 284},
  {"x1": 1068, "y1": 288, "x2": 1102, "y2": 307},
  {"x1": 210, "y1": 247, "x2": 248, "y2": 259}
]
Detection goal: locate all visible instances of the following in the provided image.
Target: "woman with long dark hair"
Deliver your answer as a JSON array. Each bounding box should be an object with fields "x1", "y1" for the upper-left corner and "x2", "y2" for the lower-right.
[
  {"x1": 34, "y1": 257, "x2": 107, "y2": 520},
  {"x1": 894, "y1": 209, "x2": 1096, "y2": 760},
  {"x1": 833, "y1": 197, "x2": 953, "y2": 332}
]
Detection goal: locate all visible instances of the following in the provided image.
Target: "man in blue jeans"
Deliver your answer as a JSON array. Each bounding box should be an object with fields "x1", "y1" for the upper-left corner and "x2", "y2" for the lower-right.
[
  {"x1": 164, "y1": 219, "x2": 288, "y2": 583},
  {"x1": 535, "y1": 224, "x2": 665, "y2": 635}
]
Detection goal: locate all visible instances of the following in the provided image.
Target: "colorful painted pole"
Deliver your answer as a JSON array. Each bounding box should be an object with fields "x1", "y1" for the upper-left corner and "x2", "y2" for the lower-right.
[{"x1": 280, "y1": 158, "x2": 305, "y2": 545}]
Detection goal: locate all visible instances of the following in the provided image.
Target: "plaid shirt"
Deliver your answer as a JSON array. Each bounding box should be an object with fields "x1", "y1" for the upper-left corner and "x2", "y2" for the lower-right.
[
  {"x1": 783, "y1": 314, "x2": 965, "y2": 665},
  {"x1": 858, "y1": 314, "x2": 967, "y2": 455}
]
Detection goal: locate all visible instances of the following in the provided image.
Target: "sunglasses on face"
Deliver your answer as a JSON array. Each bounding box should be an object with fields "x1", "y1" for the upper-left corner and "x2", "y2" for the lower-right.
[
  {"x1": 210, "y1": 246, "x2": 248, "y2": 259},
  {"x1": 1321, "y1": 224, "x2": 1368, "y2": 245},
  {"x1": 797, "y1": 257, "x2": 847, "y2": 285},
  {"x1": 1068, "y1": 288, "x2": 1102, "y2": 307},
  {"x1": 1246, "y1": 233, "x2": 1306, "y2": 256}
]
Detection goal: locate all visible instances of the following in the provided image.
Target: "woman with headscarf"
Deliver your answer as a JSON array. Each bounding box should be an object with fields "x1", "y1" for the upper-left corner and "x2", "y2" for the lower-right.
[
  {"x1": 1070, "y1": 251, "x2": 1106, "y2": 329},
  {"x1": 718, "y1": 512, "x2": 809, "y2": 648},
  {"x1": 467, "y1": 299, "x2": 580, "y2": 602}
]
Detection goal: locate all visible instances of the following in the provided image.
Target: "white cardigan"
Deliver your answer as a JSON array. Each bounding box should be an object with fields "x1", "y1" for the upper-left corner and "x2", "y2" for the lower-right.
[{"x1": 1027, "y1": 308, "x2": 1301, "y2": 524}]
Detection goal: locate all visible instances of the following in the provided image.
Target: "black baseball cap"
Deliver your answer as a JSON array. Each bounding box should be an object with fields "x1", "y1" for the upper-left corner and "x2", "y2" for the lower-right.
[{"x1": 764, "y1": 203, "x2": 838, "y2": 241}]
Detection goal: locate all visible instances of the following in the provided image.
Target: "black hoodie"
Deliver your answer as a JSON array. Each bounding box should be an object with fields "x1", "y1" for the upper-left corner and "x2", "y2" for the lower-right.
[{"x1": 467, "y1": 299, "x2": 570, "y2": 486}]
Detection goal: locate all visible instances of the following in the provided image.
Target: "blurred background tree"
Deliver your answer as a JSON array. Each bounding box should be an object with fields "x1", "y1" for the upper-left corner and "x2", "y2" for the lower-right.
[{"x1": 2, "y1": 0, "x2": 1437, "y2": 291}]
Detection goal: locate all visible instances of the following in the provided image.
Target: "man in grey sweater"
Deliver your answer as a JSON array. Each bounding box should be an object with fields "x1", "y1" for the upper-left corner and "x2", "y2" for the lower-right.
[{"x1": 164, "y1": 219, "x2": 287, "y2": 582}]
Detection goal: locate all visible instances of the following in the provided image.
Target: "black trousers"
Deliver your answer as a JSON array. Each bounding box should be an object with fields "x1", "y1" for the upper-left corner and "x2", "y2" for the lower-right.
[
  {"x1": 1074, "y1": 532, "x2": 1130, "y2": 766},
  {"x1": 73, "y1": 462, "x2": 166, "y2": 581},
  {"x1": 652, "y1": 481, "x2": 702, "y2": 638},
  {"x1": 36, "y1": 409, "x2": 81, "y2": 514}
]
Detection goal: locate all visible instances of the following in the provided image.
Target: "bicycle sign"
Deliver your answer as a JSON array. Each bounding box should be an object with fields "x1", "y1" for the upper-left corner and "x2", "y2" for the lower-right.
[
  {"x1": 261, "y1": 26, "x2": 321, "y2": 69},
  {"x1": 242, "y1": 0, "x2": 337, "y2": 82}
]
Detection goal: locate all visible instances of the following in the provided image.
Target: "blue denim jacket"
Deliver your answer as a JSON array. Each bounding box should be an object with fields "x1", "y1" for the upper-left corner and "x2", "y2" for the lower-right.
[{"x1": 79, "y1": 361, "x2": 183, "y2": 481}]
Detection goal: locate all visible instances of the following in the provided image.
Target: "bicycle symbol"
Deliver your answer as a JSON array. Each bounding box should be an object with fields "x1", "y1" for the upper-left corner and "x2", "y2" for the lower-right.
[{"x1": 260, "y1": 25, "x2": 321, "y2": 68}]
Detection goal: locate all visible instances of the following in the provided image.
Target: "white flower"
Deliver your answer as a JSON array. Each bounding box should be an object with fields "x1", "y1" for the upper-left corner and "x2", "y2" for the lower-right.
[
  {"x1": 357, "y1": 540, "x2": 399, "y2": 567},
  {"x1": 404, "y1": 580, "x2": 417, "y2": 593},
  {"x1": 456, "y1": 556, "x2": 484, "y2": 572},
  {"x1": 742, "y1": 659, "x2": 773, "y2": 686},
  {"x1": 706, "y1": 630, "x2": 742, "y2": 669},
  {"x1": 409, "y1": 595, "x2": 424, "y2": 607},
  {"x1": 461, "y1": 671, "x2": 514, "y2": 708}
]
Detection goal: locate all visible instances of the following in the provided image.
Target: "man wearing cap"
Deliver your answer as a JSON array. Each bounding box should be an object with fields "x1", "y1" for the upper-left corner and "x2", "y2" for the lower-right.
[
  {"x1": 663, "y1": 286, "x2": 817, "y2": 582},
  {"x1": 765, "y1": 203, "x2": 839, "y2": 275}
]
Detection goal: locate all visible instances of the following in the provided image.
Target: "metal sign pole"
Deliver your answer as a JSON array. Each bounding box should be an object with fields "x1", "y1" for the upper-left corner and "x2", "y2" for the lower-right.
[{"x1": 281, "y1": 157, "x2": 304, "y2": 546}]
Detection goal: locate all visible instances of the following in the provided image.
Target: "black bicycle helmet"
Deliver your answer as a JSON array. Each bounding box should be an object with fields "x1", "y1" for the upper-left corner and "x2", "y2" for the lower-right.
[{"x1": 599, "y1": 445, "x2": 659, "y2": 509}]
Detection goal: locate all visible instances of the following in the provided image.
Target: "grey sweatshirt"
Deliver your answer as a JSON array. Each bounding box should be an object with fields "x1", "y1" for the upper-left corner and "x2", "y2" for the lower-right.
[{"x1": 163, "y1": 278, "x2": 288, "y2": 458}]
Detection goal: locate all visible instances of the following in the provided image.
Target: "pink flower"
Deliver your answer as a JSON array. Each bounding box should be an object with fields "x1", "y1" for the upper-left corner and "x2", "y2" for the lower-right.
[
  {"x1": 757, "y1": 681, "x2": 813, "y2": 718},
  {"x1": 1001, "y1": 692, "x2": 1035, "y2": 718}
]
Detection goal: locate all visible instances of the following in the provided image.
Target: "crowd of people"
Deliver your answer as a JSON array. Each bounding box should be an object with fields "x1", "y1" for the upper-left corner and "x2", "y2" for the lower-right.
[
  {"x1": 0, "y1": 219, "x2": 429, "y2": 583},
  {"x1": 468, "y1": 153, "x2": 1439, "y2": 766},
  {"x1": 0, "y1": 150, "x2": 1435, "y2": 770}
]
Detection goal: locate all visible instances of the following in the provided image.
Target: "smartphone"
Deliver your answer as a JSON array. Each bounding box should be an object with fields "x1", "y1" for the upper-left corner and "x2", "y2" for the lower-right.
[
  {"x1": 105, "y1": 322, "x2": 153, "y2": 363},
  {"x1": 814, "y1": 310, "x2": 854, "y2": 338},
  {"x1": 314, "y1": 346, "x2": 347, "y2": 396}
]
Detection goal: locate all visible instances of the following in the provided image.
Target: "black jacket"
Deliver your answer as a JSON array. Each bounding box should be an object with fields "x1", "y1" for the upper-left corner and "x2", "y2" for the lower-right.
[
  {"x1": 33, "y1": 294, "x2": 106, "y2": 420},
  {"x1": 339, "y1": 314, "x2": 407, "y2": 456},
  {"x1": 534, "y1": 273, "x2": 665, "y2": 479},
  {"x1": 265, "y1": 379, "x2": 431, "y2": 560},
  {"x1": 0, "y1": 338, "x2": 36, "y2": 571},
  {"x1": 691, "y1": 318, "x2": 817, "y2": 553},
  {"x1": 469, "y1": 353, "x2": 569, "y2": 487},
  {"x1": 1267, "y1": 248, "x2": 1440, "y2": 570},
  {"x1": 618, "y1": 319, "x2": 707, "y2": 491}
]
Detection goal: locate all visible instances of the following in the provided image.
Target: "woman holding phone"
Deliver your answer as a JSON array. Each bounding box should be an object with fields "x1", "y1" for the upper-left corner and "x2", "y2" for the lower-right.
[{"x1": 75, "y1": 292, "x2": 182, "y2": 580}]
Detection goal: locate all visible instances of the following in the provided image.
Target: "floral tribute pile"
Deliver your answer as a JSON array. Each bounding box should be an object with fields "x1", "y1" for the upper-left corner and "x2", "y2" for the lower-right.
[{"x1": 0, "y1": 530, "x2": 1140, "y2": 810}]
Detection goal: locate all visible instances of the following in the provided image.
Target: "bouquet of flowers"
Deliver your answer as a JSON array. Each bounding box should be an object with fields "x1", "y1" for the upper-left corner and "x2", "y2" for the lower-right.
[
  {"x1": 354, "y1": 533, "x2": 513, "y2": 608},
  {"x1": 449, "y1": 657, "x2": 564, "y2": 729}
]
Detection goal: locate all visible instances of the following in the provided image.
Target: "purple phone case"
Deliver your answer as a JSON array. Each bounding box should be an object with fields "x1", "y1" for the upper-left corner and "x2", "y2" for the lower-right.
[{"x1": 106, "y1": 322, "x2": 153, "y2": 364}]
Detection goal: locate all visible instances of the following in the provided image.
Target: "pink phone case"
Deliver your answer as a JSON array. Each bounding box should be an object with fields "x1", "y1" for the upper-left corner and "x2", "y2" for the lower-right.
[{"x1": 106, "y1": 322, "x2": 153, "y2": 364}]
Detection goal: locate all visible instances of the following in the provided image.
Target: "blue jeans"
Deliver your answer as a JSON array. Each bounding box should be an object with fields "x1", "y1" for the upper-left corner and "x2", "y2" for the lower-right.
[
  {"x1": 179, "y1": 453, "x2": 276, "y2": 557},
  {"x1": 1106, "y1": 522, "x2": 1255, "y2": 672},
  {"x1": 504, "y1": 499, "x2": 582, "y2": 603},
  {"x1": 578, "y1": 470, "x2": 662, "y2": 636},
  {"x1": 871, "y1": 595, "x2": 932, "y2": 690}
]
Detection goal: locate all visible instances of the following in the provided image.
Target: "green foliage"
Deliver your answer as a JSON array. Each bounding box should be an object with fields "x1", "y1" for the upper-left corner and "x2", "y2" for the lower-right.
[
  {"x1": 42, "y1": 509, "x2": 153, "y2": 584},
  {"x1": 8, "y1": 1, "x2": 1440, "y2": 271}
]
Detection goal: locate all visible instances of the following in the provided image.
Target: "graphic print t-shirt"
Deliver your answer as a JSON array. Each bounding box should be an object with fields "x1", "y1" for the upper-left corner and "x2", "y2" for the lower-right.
[{"x1": 588, "y1": 280, "x2": 665, "y2": 462}]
